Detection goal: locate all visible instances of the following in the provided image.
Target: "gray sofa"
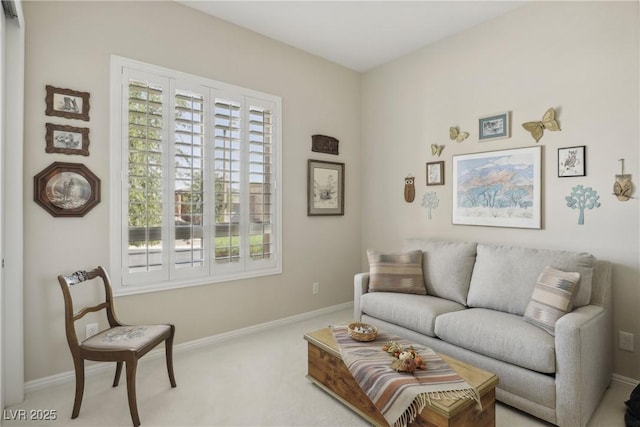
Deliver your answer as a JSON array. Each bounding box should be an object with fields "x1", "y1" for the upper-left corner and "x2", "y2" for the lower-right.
[{"x1": 354, "y1": 239, "x2": 612, "y2": 427}]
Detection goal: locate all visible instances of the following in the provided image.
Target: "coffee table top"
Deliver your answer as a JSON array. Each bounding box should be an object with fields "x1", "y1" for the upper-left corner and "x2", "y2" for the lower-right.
[{"x1": 304, "y1": 327, "x2": 498, "y2": 418}]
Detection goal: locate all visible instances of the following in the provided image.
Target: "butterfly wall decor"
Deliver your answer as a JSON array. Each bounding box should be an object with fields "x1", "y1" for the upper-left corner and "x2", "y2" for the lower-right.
[
  {"x1": 522, "y1": 107, "x2": 561, "y2": 142},
  {"x1": 449, "y1": 127, "x2": 469, "y2": 143},
  {"x1": 431, "y1": 144, "x2": 444, "y2": 157}
]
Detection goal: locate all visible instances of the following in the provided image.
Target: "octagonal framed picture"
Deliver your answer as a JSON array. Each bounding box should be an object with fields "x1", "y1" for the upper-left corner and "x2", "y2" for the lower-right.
[{"x1": 34, "y1": 162, "x2": 101, "y2": 217}]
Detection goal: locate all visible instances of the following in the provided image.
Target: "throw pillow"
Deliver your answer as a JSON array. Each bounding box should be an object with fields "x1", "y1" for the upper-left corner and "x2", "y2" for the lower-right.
[
  {"x1": 367, "y1": 249, "x2": 426, "y2": 295},
  {"x1": 523, "y1": 266, "x2": 581, "y2": 335}
]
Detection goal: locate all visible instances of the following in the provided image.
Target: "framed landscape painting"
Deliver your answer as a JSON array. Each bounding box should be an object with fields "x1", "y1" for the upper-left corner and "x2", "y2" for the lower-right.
[{"x1": 452, "y1": 146, "x2": 541, "y2": 229}]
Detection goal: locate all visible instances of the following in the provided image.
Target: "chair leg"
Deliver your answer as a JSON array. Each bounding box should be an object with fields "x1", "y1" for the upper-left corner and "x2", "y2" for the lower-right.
[
  {"x1": 71, "y1": 358, "x2": 85, "y2": 419},
  {"x1": 113, "y1": 362, "x2": 123, "y2": 387},
  {"x1": 125, "y1": 358, "x2": 141, "y2": 427},
  {"x1": 165, "y1": 326, "x2": 177, "y2": 388}
]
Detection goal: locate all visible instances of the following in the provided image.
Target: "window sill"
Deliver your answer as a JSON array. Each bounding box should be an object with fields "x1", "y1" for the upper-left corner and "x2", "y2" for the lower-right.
[{"x1": 112, "y1": 267, "x2": 283, "y2": 297}]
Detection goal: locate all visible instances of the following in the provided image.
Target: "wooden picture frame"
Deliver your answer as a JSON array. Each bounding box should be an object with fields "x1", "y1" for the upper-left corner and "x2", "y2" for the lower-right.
[
  {"x1": 558, "y1": 146, "x2": 586, "y2": 177},
  {"x1": 452, "y1": 146, "x2": 541, "y2": 229},
  {"x1": 34, "y1": 162, "x2": 101, "y2": 217},
  {"x1": 426, "y1": 161, "x2": 445, "y2": 186},
  {"x1": 45, "y1": 85, "x2": 90, "y2": 121},
  {"x1": 45, "y1": 123, "x2": 90, "y2": 156},
  {"x1": 308, "y1": 159, "x2": 345, "y2": 216},
  {"x1": 478, "y1": 111, "x2": 510, "y2": 141}
]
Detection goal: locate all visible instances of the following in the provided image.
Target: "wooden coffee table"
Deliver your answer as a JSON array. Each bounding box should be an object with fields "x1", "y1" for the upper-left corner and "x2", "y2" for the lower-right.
[{"x1": 304, "y1": 328, "x2": 498, "y2": 427}]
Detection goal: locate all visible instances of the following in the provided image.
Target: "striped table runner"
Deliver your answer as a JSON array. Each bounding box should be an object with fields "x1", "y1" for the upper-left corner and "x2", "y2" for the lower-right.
[{"x1": 332, "y1": 325, "x2": 480, "y2": 427}]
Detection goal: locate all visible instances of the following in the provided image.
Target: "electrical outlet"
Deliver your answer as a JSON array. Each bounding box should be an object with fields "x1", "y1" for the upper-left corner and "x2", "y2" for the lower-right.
[
  {"x1": 312, "y1": 282, "x2": 320, "y2": 295},
  {"x1": 619, "y1": 331, "x2": 634, "y2": 352},
  {"x1": 86, "y1": 323, "x2": 99, "y2": 339}
]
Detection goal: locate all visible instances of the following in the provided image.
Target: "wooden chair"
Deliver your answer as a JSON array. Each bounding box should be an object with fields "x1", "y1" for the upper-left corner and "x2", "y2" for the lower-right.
[{"x1": 57, "y1": 266, "x2": 176, "y2": 426}]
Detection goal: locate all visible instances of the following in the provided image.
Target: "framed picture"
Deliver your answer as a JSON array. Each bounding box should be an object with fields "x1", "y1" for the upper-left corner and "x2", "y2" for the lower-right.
[
  {"x1": 478, "y1": 111, "x2": 510, "y2": 141},
  {"x1": 558, "y1": 146, "x2": 586, "y2": 177},
  {"x1": 311, "y1": 134, "x2": 339, "y2": 155},
  {"x1": 452, "y1": 146, "x2": 541, "y2": 229},
  {"x1": 45, "y1": 85, "x2": 90, "y2": 121},
  {"x1": 45, "y1": 123, "x2": 90, "y2": 156},
  {"x1": 426, "y1": 161, "x2": 444, "y2": 186},
  {"x1": 308, "y1": 159, "x2": 345, "y2": 216},
  {"x1": 34, "y1": 162, "x2": 101, "y2": 217}
]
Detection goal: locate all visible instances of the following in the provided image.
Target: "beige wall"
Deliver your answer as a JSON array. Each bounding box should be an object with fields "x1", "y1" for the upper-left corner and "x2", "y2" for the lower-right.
[
  {"x1": 21, "y1": 0, "x2": 640, "y2": 384},
  {"x1": 22, "y1": 1, "x2": 361, "y2": 382},
  {"x1": 361, "y1": 1, "x2": 640, "y2": 379}
]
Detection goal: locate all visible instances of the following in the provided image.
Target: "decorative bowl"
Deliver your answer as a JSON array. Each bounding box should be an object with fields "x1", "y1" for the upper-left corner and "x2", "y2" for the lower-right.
[{"x1": 348, "y1": 322, "x2": 378, "y2": 342}]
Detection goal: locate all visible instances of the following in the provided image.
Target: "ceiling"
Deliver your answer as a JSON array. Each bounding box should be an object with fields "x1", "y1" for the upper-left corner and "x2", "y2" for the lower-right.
[{"x1": 178, "y1": 1, "x2": 527, "y2": 72}]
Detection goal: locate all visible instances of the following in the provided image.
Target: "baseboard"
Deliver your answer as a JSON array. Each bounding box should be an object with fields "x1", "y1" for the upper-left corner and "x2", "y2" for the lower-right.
[
  {"x1": 24, "y1": 302, "x2": 352, "y2": 394},
  {"x1": 613, "y1": 373, "x2": 640, "y2": 387}
]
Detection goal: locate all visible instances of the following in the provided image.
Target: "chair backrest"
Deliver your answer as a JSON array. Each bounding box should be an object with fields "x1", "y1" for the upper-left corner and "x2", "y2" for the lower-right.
[{"x1": 57, "y1": 266, "x2": 121, "y2": 350}]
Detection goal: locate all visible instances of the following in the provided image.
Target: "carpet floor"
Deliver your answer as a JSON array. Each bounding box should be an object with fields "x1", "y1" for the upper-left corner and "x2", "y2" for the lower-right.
[{"x1": 4, "y1": 307, "x2": 633, "y2": 426}]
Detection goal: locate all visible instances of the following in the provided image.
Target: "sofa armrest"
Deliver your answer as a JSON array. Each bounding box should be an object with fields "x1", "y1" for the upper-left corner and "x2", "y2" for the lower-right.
[
  {"x1": 555, "y1": 303, "x2": 612, "y2": 427},
  {"x1": 353, "y1": 272, "x2": 370, "y2": 321}
]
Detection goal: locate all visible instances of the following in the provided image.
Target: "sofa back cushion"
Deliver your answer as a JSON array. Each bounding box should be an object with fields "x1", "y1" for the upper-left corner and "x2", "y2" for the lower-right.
[
  {"x1": 467, "y1": 243, "x2": 595, "y2": 315},
  {"x1": 402, "y1": 239, "x2": 477, "y2": 305},
  {"x1": 367, "y1": 249, "x2": 426, "y2": 294}
]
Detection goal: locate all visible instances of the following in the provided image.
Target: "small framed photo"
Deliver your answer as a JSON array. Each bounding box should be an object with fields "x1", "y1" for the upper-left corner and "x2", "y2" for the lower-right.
[
  {"x1": 479, "y1": 111, "x2": 510, "y2": 141},
  {"x1": 33, "y1": 162, "x2": 101, "y2": 217},
  {"x1": 308, "y1": 159, "x2": 345, "y2": 216},
  {"x1": 45, "y1": 85, "x2": 90, "y2": 121},
  {"x1": 426, "y1": 161, "x2": 444, "y2": 186},
  {"x1": 558, "y1": 146, "x2": 586, "y2": 177},
  {"x1": 45, "y1": 123, "x2": 90, "y2": 156}
]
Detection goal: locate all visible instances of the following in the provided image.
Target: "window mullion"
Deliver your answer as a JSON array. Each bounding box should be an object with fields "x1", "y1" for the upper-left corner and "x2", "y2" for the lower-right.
[
  {"x1": 240, "y1": 97, "x2": 251, "y2": 271},
  {"x1": 167, "y1": 79, "x2": 178, "y2": 279}
]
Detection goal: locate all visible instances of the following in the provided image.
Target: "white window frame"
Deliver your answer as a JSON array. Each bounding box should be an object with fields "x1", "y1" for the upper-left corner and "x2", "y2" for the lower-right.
[{"x1": 109, "y1": 55, "x2": 282, "y2": 296}]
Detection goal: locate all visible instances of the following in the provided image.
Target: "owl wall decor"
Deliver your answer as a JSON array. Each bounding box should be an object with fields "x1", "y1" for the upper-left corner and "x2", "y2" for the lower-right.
[
  {"x1": 404, "y1": 174, "x2": 415, "y2": 203},
  {"x1": 614, "y1": 159, "x2": 634, "y2": 201}
]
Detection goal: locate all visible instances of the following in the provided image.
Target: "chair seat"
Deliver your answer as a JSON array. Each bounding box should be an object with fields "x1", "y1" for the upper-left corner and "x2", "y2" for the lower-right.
[{"x1": 81, "y1": 325, "x2": 171, "y2": 352}]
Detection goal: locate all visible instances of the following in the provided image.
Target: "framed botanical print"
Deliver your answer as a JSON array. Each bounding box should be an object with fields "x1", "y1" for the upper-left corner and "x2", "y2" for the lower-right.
[
  {"x1": 426, "y1": 161, "x2": 444, "y2": 186},
  {"x1": 307, "y1": 159, "x2": 345, "y2": 216}
]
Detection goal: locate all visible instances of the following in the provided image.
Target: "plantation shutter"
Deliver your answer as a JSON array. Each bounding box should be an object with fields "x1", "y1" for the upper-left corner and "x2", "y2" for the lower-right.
[
  {"x1": 113, "y1": 57, "x2": 281, "y2": 292},
  {"x1": 213, "y1": 97, "x2": 242, "y2": 267},
  {"x1": 248, "y1": 101, "x2": 275, "y2": 262},
  {"x1": 173, "y1": 87, "x2": 207, "y2": 272},
  {"x1": 126, "y1": 78, "x2": 167, "y2": 276}
]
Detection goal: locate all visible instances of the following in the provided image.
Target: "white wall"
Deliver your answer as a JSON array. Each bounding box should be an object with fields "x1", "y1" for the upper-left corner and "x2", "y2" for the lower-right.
[
  {"x1": 361, "y1": 1, "x2": 640, "y2": 379},
  {"x1": 22, "y1": 1, "x2": 361, "y2": 382}
]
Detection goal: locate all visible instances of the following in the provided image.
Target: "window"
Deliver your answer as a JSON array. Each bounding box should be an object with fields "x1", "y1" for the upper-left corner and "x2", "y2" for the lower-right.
[{"x1": 110, "y1": 56, "x2": 281, "y2": 295}]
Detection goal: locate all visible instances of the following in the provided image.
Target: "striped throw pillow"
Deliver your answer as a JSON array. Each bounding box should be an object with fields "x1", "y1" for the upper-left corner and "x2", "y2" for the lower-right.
[
  {"x1": 367, "y1": 249, "x2": 426, "y2": 295},
  {"x1": 523, "y1": 266, "x2": 581, "y2": 335}
]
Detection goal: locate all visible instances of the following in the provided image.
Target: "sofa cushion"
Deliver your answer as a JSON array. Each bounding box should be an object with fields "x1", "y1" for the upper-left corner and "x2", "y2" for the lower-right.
[
  {"x1": 402, "y1": 239, "x2": 477, "y2": 305},
  {"x1": 360, "y1": 292, "x2": 466, "y2": 337},
  {"x1": 467, "y1": 244, "x2": 595, "y2": 315},
  {"x1": 367, "y1": 249, "x2": 426, "y2": 294},
  {"x1": 524, "y1": 266, "x2": 580, "y2": 335},
  {"x1": 434, "y1": 308, "x2": 556, "y2": 373}
]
